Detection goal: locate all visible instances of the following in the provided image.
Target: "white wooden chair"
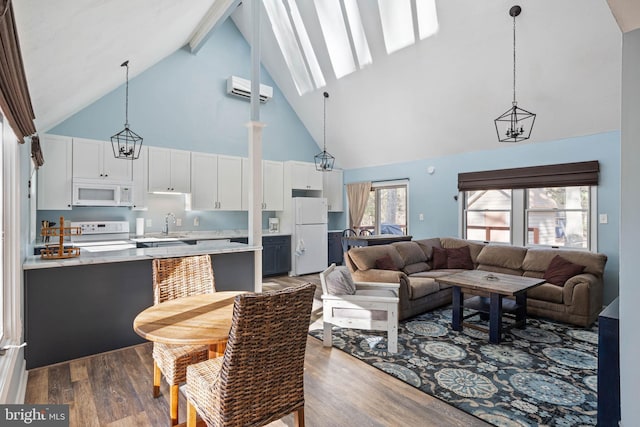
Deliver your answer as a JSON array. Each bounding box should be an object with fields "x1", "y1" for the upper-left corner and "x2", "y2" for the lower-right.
[{"x1": 320, "y1": 263, "x2": 400, "y2": 353}]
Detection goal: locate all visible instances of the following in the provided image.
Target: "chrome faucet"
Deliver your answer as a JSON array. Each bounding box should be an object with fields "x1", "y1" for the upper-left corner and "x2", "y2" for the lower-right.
[{"x1": 162, "y1": 213, "x2": 176, "y2": 235}]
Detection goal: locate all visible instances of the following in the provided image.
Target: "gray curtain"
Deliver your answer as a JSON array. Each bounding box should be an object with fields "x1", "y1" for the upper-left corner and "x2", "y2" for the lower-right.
[{"x1": 346, "y1": 182, "x2": 371, "y2": 230}]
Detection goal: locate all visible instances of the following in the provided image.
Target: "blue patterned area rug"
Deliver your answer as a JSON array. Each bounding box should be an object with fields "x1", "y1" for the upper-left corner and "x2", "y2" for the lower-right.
[{"x1": 309, "y1": 306, "x2": 598, "y2": 426}]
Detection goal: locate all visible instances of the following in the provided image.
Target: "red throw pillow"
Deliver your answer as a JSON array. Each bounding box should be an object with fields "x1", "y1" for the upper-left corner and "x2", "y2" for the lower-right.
[
  {"x1": 447, "y1": 246, "x2": 474, "y2": 270},
  {"x1": 431, "y1": 247, "x2": 448, "y2": 269},
  {"x1": 543, "y1": 255, "x2": 585, "y2": 286},
  {"x1": 375, "y1": 254, "x2": 398, "y2": 271}
]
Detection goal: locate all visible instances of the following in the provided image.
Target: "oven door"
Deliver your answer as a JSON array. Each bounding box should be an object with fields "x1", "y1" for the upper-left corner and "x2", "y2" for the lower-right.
[{"x1": 72, "y1": 181, "x2": 119, "y2": 206}]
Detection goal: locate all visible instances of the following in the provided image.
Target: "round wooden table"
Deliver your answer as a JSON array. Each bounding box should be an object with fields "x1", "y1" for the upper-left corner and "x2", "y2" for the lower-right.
[{"x1": 133, "y1": 291, "x2": 246, "y2": 358}]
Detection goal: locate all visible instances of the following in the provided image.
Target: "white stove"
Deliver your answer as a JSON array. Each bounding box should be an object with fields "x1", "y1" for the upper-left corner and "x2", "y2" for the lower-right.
[{"x1": 70, "y1": 221, "x2": 137, "y2": 252}]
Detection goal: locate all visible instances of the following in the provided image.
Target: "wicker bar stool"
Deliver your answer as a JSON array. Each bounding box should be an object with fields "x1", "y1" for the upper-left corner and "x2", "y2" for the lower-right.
[
  {"x1": 184, "y1": 283, "x2": 316, "y2": 427},
  {"x1": 152, "y1": 255, "x2": 216, "y2": 426}
]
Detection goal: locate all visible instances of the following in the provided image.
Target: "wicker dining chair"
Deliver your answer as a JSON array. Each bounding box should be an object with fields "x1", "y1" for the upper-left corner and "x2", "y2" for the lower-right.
[
  {"x1": 152, "y1": 255, "x2": 216, "y2": 426},
  {"x1": 184, "y1": 283, "x2": 316, "y2": 427}
]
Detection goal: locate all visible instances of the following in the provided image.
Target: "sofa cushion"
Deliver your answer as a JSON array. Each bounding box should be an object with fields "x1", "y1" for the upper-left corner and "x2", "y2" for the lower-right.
[
  {"x1": 476, "y1": 245, "x2": 527, "y2": 271},
  {"x1": 325, "y1": 267, "x2": 356, "y2": 295},
  {"x1": 349, "y1": 246, "x2": 404, "y2": 271},
  {"x1": 440, "y1": 237, "x2": 485, "y2": 263},
  {"x1": 375, "y1": 254, "x2": 399, "y2": 271},
  {"x1": 413, "y1": 238, "x2": 442, "y2": 260},
  {"x1": 432, "y1": 247, "x2": 448, "y2": 269},
  {"x1": 522, "y1": 248, "x2": 607, "y2": 277},
  {"x1": 403, "y1": 262, "x2": 431, "y2": 275},
  {"x1": 406, "y1": 277, "x2": 441, "y2": 300},
  {"x1": 527, "y1": 283, "x2": 564, "y2": 304},
  {"x1": 392, "y1": 241, "x2": 428, "y2": 264},
  {"x1": 543, "y1": 255, "x2": 585, "y2": 286},
  {"x1": 446, "y1": 246, "x2": 474, "y2": 269}
]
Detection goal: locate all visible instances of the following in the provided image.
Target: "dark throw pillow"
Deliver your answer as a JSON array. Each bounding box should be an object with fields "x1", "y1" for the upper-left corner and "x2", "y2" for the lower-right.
[
  {"x1": 543, "y1": 255, "x2": 585, "y2": 286},
  {"x1": 447, "y1": 246, "x2": 474, "y2": 270},
  {"x1": 431, "y1": 247, "x2": 448, "y2": 269},
  {"x1": 375, "y1": 254, "x2": 399, "y2": 271}
]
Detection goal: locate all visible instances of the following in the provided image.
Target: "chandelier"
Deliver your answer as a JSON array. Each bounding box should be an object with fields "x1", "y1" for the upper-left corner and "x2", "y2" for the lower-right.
[
  {"x1": 314, "y1": 91, "x2": 335, "y2": 171},
  {"x1": 111, "y1": 60, "x2": 143, "y2": 159},
  {"x1": 494, "y1": 5, "x2": 536, "y2": 143}
]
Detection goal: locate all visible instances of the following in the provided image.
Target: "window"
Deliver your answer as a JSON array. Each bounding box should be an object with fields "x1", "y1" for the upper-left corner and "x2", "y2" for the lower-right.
[
  {"x1": 360, "y1": 180, "x2": 408, "y2": 235},
  {"x1": 527, "y1": 186, "x2": 591, "y2": 249},
  {"x1": 463, "y1": 187, "x2": 593, "y2": 249},
  {"x1": 464, "y1": 190, "x2": 512, "y2": 243},
  {"x1": 459, "y1": 162, "x2": 599, "y2": 250}
]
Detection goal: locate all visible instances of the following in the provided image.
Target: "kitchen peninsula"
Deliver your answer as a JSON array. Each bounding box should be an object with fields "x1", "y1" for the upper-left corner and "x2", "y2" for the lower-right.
[{"x1": 23, "y1": 240, "x2": 260, "y2": 369}]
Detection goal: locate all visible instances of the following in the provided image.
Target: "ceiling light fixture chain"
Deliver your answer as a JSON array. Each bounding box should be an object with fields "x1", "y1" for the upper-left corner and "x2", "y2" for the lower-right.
[
  {"x1": 494, "y1": 5, "x2": 536, "y2": 143},
  {"x1": 111, "y1": 59, "x2": 143, "y2": 160},
  {"x1": 314, "y1": 91, "x2": 335, "y2": 171}
]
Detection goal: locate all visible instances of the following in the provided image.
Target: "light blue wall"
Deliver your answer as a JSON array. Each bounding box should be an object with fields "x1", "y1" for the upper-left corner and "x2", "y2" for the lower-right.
[
  {"x1": 345, "y1": 131, "x2": 620, "y2": 304},
  {"x1": 39, "y1": 18, "x2": 326, "y2": 233}
]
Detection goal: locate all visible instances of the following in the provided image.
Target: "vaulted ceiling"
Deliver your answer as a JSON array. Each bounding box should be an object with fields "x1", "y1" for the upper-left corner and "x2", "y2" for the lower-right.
[{"x1": 12, "y1": 1, "x2": 632, "y2": 169}]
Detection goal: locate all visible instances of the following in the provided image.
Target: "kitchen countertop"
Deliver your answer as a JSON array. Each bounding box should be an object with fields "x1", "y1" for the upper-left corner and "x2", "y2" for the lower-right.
[
  {"x1": 130, "y1": 229, "x2": 291, "y2": 242},
  {"x1": 32, "y1": 230, "x2": 291, "y2": 248},
  {"x1": 23, "y1": 240, "x2": 262, "y2": 270}
]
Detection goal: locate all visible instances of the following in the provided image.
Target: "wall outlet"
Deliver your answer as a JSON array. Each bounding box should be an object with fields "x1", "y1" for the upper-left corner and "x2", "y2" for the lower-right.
[
  {"x1": 194, "y1": 217, "x2": 200, "y2": 226},
  {"x1": 176, "y1": 218, "x2": 182, "y2": 227},
  {"x1": 599, "y1": 213, "x2": 608, "y2": 224},
  {"x1": 146, "y1": 219, "x2": 152, "y2": 227},
  {"x1": 419, "y1": 213, "x2": 424, "y2": 221}
]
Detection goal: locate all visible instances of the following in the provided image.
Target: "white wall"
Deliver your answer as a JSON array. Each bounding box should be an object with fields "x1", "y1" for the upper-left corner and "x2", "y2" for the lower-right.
[{"x1": 619, "y1": 27, "x2": 640, "y2": 426}]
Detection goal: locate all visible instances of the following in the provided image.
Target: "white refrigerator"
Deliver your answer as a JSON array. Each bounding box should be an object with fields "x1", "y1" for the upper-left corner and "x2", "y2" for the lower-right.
[{"x1": 292, "y1": 197, "x2": 328, "y2": 275}]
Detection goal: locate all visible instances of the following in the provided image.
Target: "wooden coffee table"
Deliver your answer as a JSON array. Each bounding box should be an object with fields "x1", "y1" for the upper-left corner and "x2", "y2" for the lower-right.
[{"x1": 437, "y1": 270, "x2": 545, "y2": 344}]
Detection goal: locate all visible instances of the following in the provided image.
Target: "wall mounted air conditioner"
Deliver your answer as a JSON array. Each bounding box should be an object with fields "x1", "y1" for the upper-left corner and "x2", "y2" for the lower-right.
[{"x1": 226, "y1": 76, "x2": 273, "y2": 103}]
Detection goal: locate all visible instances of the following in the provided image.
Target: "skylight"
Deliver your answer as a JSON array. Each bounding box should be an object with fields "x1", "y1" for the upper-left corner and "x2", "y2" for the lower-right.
[
  {"x1": 262, "y1": 0, "x2": 437, "y2": 95},
  {"x1": 263, "y1": 0, "x2": 324, "y2": 95},
  {"x1": 314, "y1": 0, "x2": 371, "y2": 78},
  {"x1": 378, "y1": 0, "x2": 439, "y2": 54}
]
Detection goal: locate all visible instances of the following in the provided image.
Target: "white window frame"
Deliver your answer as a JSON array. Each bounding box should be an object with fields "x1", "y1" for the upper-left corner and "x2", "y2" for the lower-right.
[
  {"x1": 0, "y1": 113, "x2": 27, "y2": 403},
  {"x1": 362, "y1": 179, "x2": 410, "y2": 235},
  {"x1": 459, "y1": 187, "x2": 598, "y2": 250}
]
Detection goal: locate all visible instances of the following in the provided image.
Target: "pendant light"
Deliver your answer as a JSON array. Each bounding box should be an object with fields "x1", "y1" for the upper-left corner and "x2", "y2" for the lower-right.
[
  {"x1": 494, "y1": 5, "x2": 536, "y2": 143},
  {"x1": 111, "y1": 60, "x2": 143, "y2": 159},
  {"x1": 314, "y1": 91, "x2": 335, "y2": 171}
]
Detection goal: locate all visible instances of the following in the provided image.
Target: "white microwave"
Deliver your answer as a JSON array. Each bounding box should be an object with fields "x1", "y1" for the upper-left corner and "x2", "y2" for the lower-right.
[{"x1": 72, "y1": 179, "x2": 134, "y2": 207}]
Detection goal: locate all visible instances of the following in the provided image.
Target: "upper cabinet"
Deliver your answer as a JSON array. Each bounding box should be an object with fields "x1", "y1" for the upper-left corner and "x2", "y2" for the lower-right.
[
  {"x1": 72, "y1": 137, "x2": 132, "y2": 182},
  {"x1": 37, "y1": 134, "x2": 73, "y2": 210},
  {"x1": 286, "y1": 161, "x2": 323, "y2": 190},
  {"x1": 190, "y1": 152, "x2": 243, "y2": 211},
  {"x1": 148, "y1": 147, "x2": 191, "y2": 193},
  {"x1": 131, "y1": 146, "x2": 148, "y2": 210},
  {"x1": 323, "y1": 169, "x2": 344, "y2": 212},
  {"x1": 242, "y1": 159, "x2": 284, "y2": 211}
]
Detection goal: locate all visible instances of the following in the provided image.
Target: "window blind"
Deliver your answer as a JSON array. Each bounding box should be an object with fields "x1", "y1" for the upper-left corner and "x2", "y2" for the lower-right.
[{"x1": 458, "y1": 161, "x2": 599, "y2": 191}]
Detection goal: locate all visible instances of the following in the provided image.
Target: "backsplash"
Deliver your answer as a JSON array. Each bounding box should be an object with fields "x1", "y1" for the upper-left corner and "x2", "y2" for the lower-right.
[{"x1": 36, "y1": 193, "x2": 345, "y2": 240}]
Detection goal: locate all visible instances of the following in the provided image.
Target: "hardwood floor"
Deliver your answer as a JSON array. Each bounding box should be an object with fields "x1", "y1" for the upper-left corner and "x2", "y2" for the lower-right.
[{"x1": 24, "y1": 274, "x2": 490, "y2": 427}]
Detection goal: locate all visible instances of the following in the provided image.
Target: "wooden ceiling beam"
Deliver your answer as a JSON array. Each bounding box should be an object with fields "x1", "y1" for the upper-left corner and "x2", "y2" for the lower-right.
[{"x1": 189, "y1": 0, "x2": 242, "y2": 54}]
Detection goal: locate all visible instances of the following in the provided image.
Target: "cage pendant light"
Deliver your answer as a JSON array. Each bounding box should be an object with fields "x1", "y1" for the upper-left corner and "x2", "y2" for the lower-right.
[
  {"x1": 111, "y1": 60, "x2": 143, "y2": 159},
  {"x1": 494, "y1": 5, "x2": 536, "y2": 143},
  {"x1": 314, "y1": 91, "x2": 335, "y2": 171}
]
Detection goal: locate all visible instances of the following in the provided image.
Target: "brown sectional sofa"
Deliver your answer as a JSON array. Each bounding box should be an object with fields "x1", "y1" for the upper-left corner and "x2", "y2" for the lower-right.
[{"x1": 344, "y1": 237, "x2": 608, "y2": 326}]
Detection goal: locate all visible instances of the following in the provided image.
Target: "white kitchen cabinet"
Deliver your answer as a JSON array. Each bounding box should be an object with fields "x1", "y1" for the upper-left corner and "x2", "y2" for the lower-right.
[
  {"x1": 72, "y1": 137, "x2": 132, "y2": 181},
  {"x1": 131, "y1": 145, "x2": 148, "y2": 210},
  {"x1": 37, "y1": 134, "x2": 73, "y2": 210},
  {"x1": 241, "y1": 159, "x2": 284, "y2": 211},
  {"x1": 323, "y1": 169, "x2": 344, "y2": 212},
  {"x1": 148, "y1": 147, "x2": 191, "y2": 193},
  {"x1": 287, "y1": 161, "x2": 323, "y2": 190},
  {"x1": 190, "y1": 152, "x2": 243, "y2": 210}
]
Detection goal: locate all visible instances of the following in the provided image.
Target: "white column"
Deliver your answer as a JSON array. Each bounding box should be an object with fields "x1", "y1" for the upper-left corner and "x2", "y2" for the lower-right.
[
  {"x1": 248, "y1": 0, "x2": 263, "y2": 292},
  {"x1": 247, "y1": 121, "x2": 264, "y2": 292}
]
